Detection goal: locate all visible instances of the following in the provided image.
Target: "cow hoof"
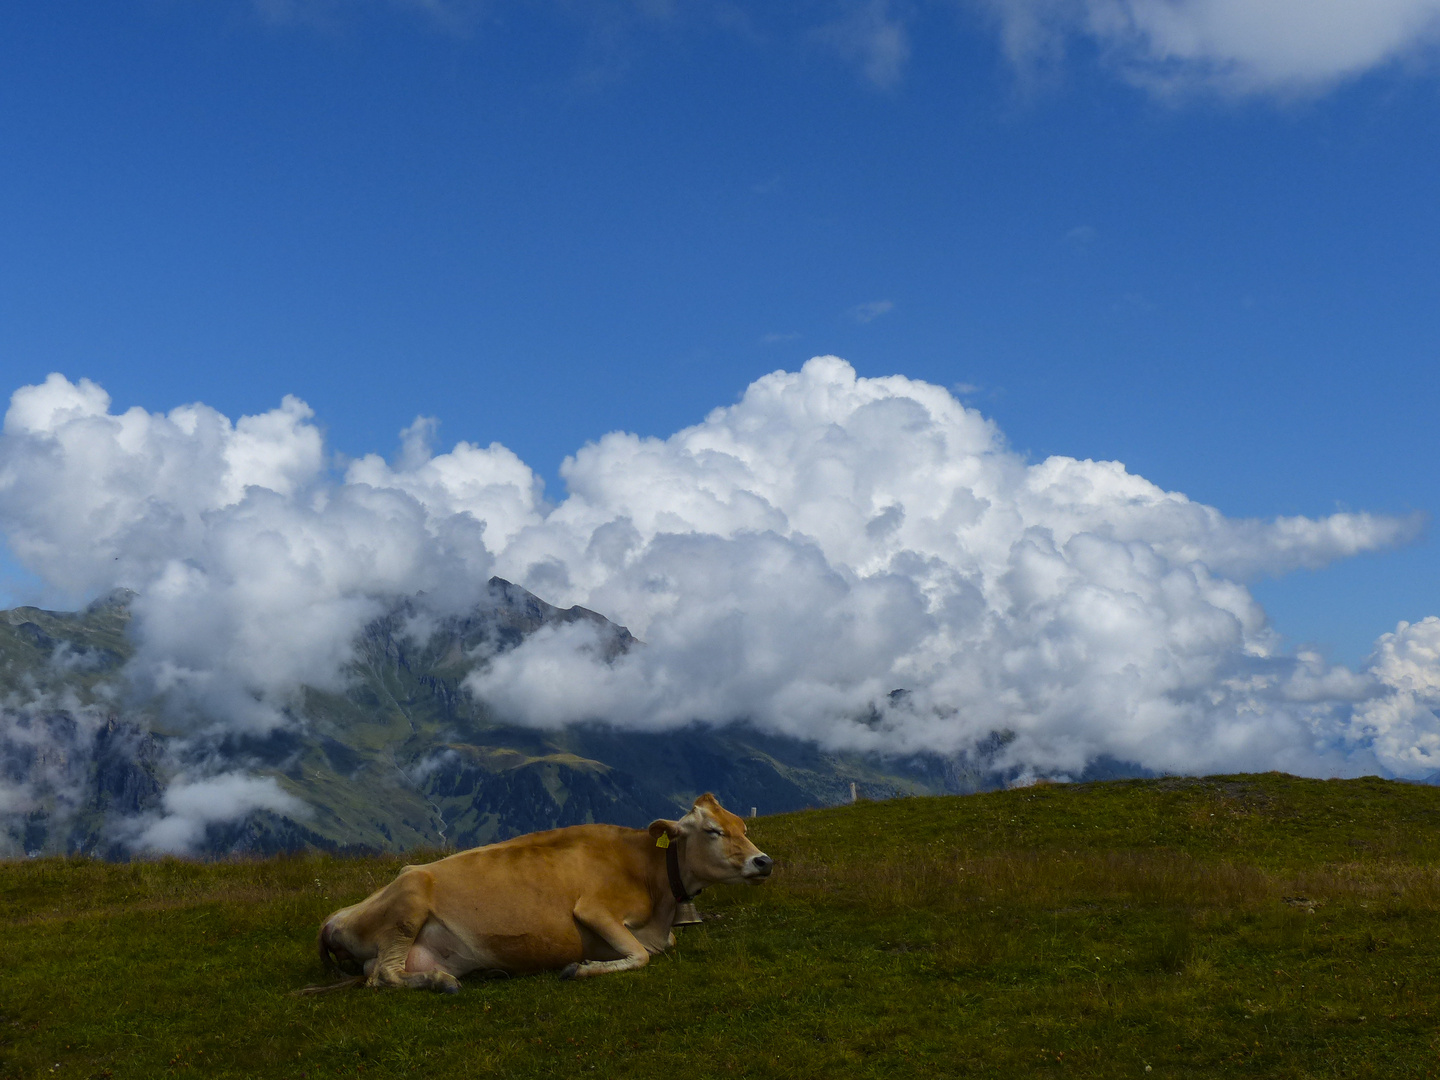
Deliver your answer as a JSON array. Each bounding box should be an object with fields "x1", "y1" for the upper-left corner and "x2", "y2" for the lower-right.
[
  {"x1": 560, "y1": 962, "x2": 582, "y2": 980},
  {"x1": 429, "y1": 972, "x2": 461, "y2": 994}
]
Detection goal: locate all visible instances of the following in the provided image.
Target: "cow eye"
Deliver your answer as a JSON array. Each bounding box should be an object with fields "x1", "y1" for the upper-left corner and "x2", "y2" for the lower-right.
[{"x1": 705, "y1": 827, "x2": 724, "y2": 837}]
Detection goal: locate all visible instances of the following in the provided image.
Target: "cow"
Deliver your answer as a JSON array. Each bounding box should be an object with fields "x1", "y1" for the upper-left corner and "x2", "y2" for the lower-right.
[{"x1": 304, "y1": 793, "x2": 772, "y2": 993}]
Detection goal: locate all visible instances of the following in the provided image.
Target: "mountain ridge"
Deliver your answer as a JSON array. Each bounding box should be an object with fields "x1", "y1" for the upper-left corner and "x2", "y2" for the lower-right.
[{"x1": 1, "y1": 577, "x2": 1047, "y2": 859}]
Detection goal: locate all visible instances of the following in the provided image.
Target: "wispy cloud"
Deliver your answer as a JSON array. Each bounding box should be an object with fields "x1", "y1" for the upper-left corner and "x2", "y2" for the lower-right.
[
  {"x1": 814, "y1": 0, "x2": 912, "y2": 88},
  {"x1": 851, "y1": 299, "x2": 895, "y2": 323},
  {"x1": 243, "y1": 1, "x2": 1440, "y2": 99},
  {"x1": 761, "y1": 331, "x2": 801, "y2": 344},
  {"x1": 121, "y1": 772, "x2": 309, "y2": 854},
  {"x1": 982, "y1": 0, "x2": 1440, "y2": 96}
]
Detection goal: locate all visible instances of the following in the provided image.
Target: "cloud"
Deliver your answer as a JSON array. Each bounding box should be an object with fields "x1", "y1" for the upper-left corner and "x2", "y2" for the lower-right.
[
  {"x1": 983, "y1": 0, "x2": 1440, "y2": 94},
  {"x1": 122, "y1": 772, "x2": 309, "y2": 854},
  {"x1": 815, "y1": 1, "x2": 913, "y2": 88},
  {"x1": 0, "y1": 374, "x2": 323, "y2": 600},
  {"x1": 231, "y1": 0, "x2": 1440, "y2": 99},
  {"x1": 1, "y1": 361, "x2": 1436, "y2": 786},
  {"x1": 852, "y1": 299, "x2": 896, "y2": 323},
  {"x1": 0, "y1": 690, "x2": 111, "y2": 855},
  {"x1": 462, "y1": 358, "x2": 1425, "y2": 777},
  {"x1": 1354, "y1": 618, "x2": 1440, "y2": 775},
  {"x1": 0, "y1": 376, "x2": 511, "y2": 733}
]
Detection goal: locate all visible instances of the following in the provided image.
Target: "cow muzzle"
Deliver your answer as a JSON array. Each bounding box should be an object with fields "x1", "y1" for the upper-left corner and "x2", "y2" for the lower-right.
[{"x1": 746, "y1": 853, "x2": 773, "y2": 881}]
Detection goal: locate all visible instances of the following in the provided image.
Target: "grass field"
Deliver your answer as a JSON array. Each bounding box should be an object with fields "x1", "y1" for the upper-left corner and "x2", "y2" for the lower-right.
[{"x1": 6, "y1": 773, "x2": 1440, "y2": 1078}]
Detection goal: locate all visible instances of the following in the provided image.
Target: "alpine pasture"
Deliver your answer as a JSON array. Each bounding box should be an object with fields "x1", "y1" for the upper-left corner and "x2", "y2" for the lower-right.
[{"x1": 7, "y1": 774, "x2": 1440, "y2": 1079}]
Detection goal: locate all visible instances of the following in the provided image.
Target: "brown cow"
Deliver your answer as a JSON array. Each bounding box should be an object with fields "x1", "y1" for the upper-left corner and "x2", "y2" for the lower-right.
[{"x1": 306, "y1": 793, "x2": 771, "y2": 992}]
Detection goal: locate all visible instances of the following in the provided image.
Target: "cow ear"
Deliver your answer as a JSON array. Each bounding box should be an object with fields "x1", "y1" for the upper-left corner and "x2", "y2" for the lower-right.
[{"x1": 648, "y1": 819, "x2": 682, "y2": 840}]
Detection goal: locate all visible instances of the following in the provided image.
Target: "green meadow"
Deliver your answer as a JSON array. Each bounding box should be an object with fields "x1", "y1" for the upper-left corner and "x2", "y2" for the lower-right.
[{"x1": 6, "y1": 773, "x2": 1440, "y2": 1079}]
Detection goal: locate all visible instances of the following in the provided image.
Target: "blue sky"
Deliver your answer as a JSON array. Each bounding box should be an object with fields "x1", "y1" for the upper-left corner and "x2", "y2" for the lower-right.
[{"x1": 2, "y1": 0, "x2": 1438, "y2": 668}]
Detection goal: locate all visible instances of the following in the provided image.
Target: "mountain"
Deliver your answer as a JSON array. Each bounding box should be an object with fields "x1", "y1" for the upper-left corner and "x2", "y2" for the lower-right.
[{"x1": 1, "y1": 579, "x2": 1037, "y2": 859}]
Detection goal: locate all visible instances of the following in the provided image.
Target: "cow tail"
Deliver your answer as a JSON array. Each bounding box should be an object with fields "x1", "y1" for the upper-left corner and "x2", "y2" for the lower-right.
[{"x1": 292, "y1": 975, "x2": 365, "y2": 996}]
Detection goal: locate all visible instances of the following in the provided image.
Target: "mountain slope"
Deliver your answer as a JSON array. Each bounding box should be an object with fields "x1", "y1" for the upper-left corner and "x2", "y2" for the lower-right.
[{"x1": 1, "y1": 579, "x2": 1003, "y2": 859}]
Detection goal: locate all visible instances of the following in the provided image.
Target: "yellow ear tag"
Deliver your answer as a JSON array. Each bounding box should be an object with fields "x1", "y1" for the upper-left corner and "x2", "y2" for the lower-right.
[{"x1": 655, "y1": 833, "x2": 670, "y2": 849}]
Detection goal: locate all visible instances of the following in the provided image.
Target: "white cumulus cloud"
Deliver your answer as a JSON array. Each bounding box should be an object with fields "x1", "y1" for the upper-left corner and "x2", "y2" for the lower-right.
[
  {"x1": 0, "y1": 360, "x2": 1436, "y2": 785},
  {"x1": 0, "y1": 376, "x2": 504, "y2": 733},
  {"x1": 461, "y1": 358, "x2": 1424, "y2": 777},
  {"x1": 1353, "y1": 618, "x2": 1440, "y2": 774}
]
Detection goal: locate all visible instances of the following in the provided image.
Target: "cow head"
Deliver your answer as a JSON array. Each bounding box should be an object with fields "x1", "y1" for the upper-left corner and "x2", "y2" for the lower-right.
[{"x1": 649, "y1": 793, "x2": 772, "y2": 888}]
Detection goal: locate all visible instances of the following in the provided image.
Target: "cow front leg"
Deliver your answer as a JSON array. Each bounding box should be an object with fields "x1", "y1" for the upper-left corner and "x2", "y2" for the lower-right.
[
  {"x1": 370, "y1": 931, "x2": 461, "y2": 994},
  {"x1": 562, "y1": 899, "x2": 651, "y2": 980},
  {"x1": 363, "y1": 874, "x2": 461, "y2": 994}
]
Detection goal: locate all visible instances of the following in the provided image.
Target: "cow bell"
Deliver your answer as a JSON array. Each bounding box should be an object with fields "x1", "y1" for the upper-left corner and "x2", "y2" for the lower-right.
[{"x1": 672, "y1": 901, "x2": 703, "y2": 927}]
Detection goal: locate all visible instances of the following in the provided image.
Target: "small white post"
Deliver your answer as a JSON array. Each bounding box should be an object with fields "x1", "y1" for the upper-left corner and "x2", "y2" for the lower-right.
[
  {"x1": 750, "y1": 806, "x2": 757, "y2": 818},
  {"x1": 850, "y1": 782, "x2": 858, "y2": 803}
]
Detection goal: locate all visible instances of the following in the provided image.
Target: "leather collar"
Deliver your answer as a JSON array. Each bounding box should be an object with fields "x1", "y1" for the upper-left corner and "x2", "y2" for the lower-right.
[{"x1": 665, "y1": 838, "x2": 700, "y2": 902}]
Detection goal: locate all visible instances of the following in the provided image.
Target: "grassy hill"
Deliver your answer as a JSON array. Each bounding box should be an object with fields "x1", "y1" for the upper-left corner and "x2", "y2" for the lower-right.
[{"x1": 7, "y1": 773, "x2": 1440, "y2": 1078}]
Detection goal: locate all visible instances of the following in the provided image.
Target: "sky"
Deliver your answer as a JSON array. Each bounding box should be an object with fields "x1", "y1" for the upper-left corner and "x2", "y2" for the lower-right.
[{"x1": 3, "y1": 1, "x2": 1440, "y2": 810}]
